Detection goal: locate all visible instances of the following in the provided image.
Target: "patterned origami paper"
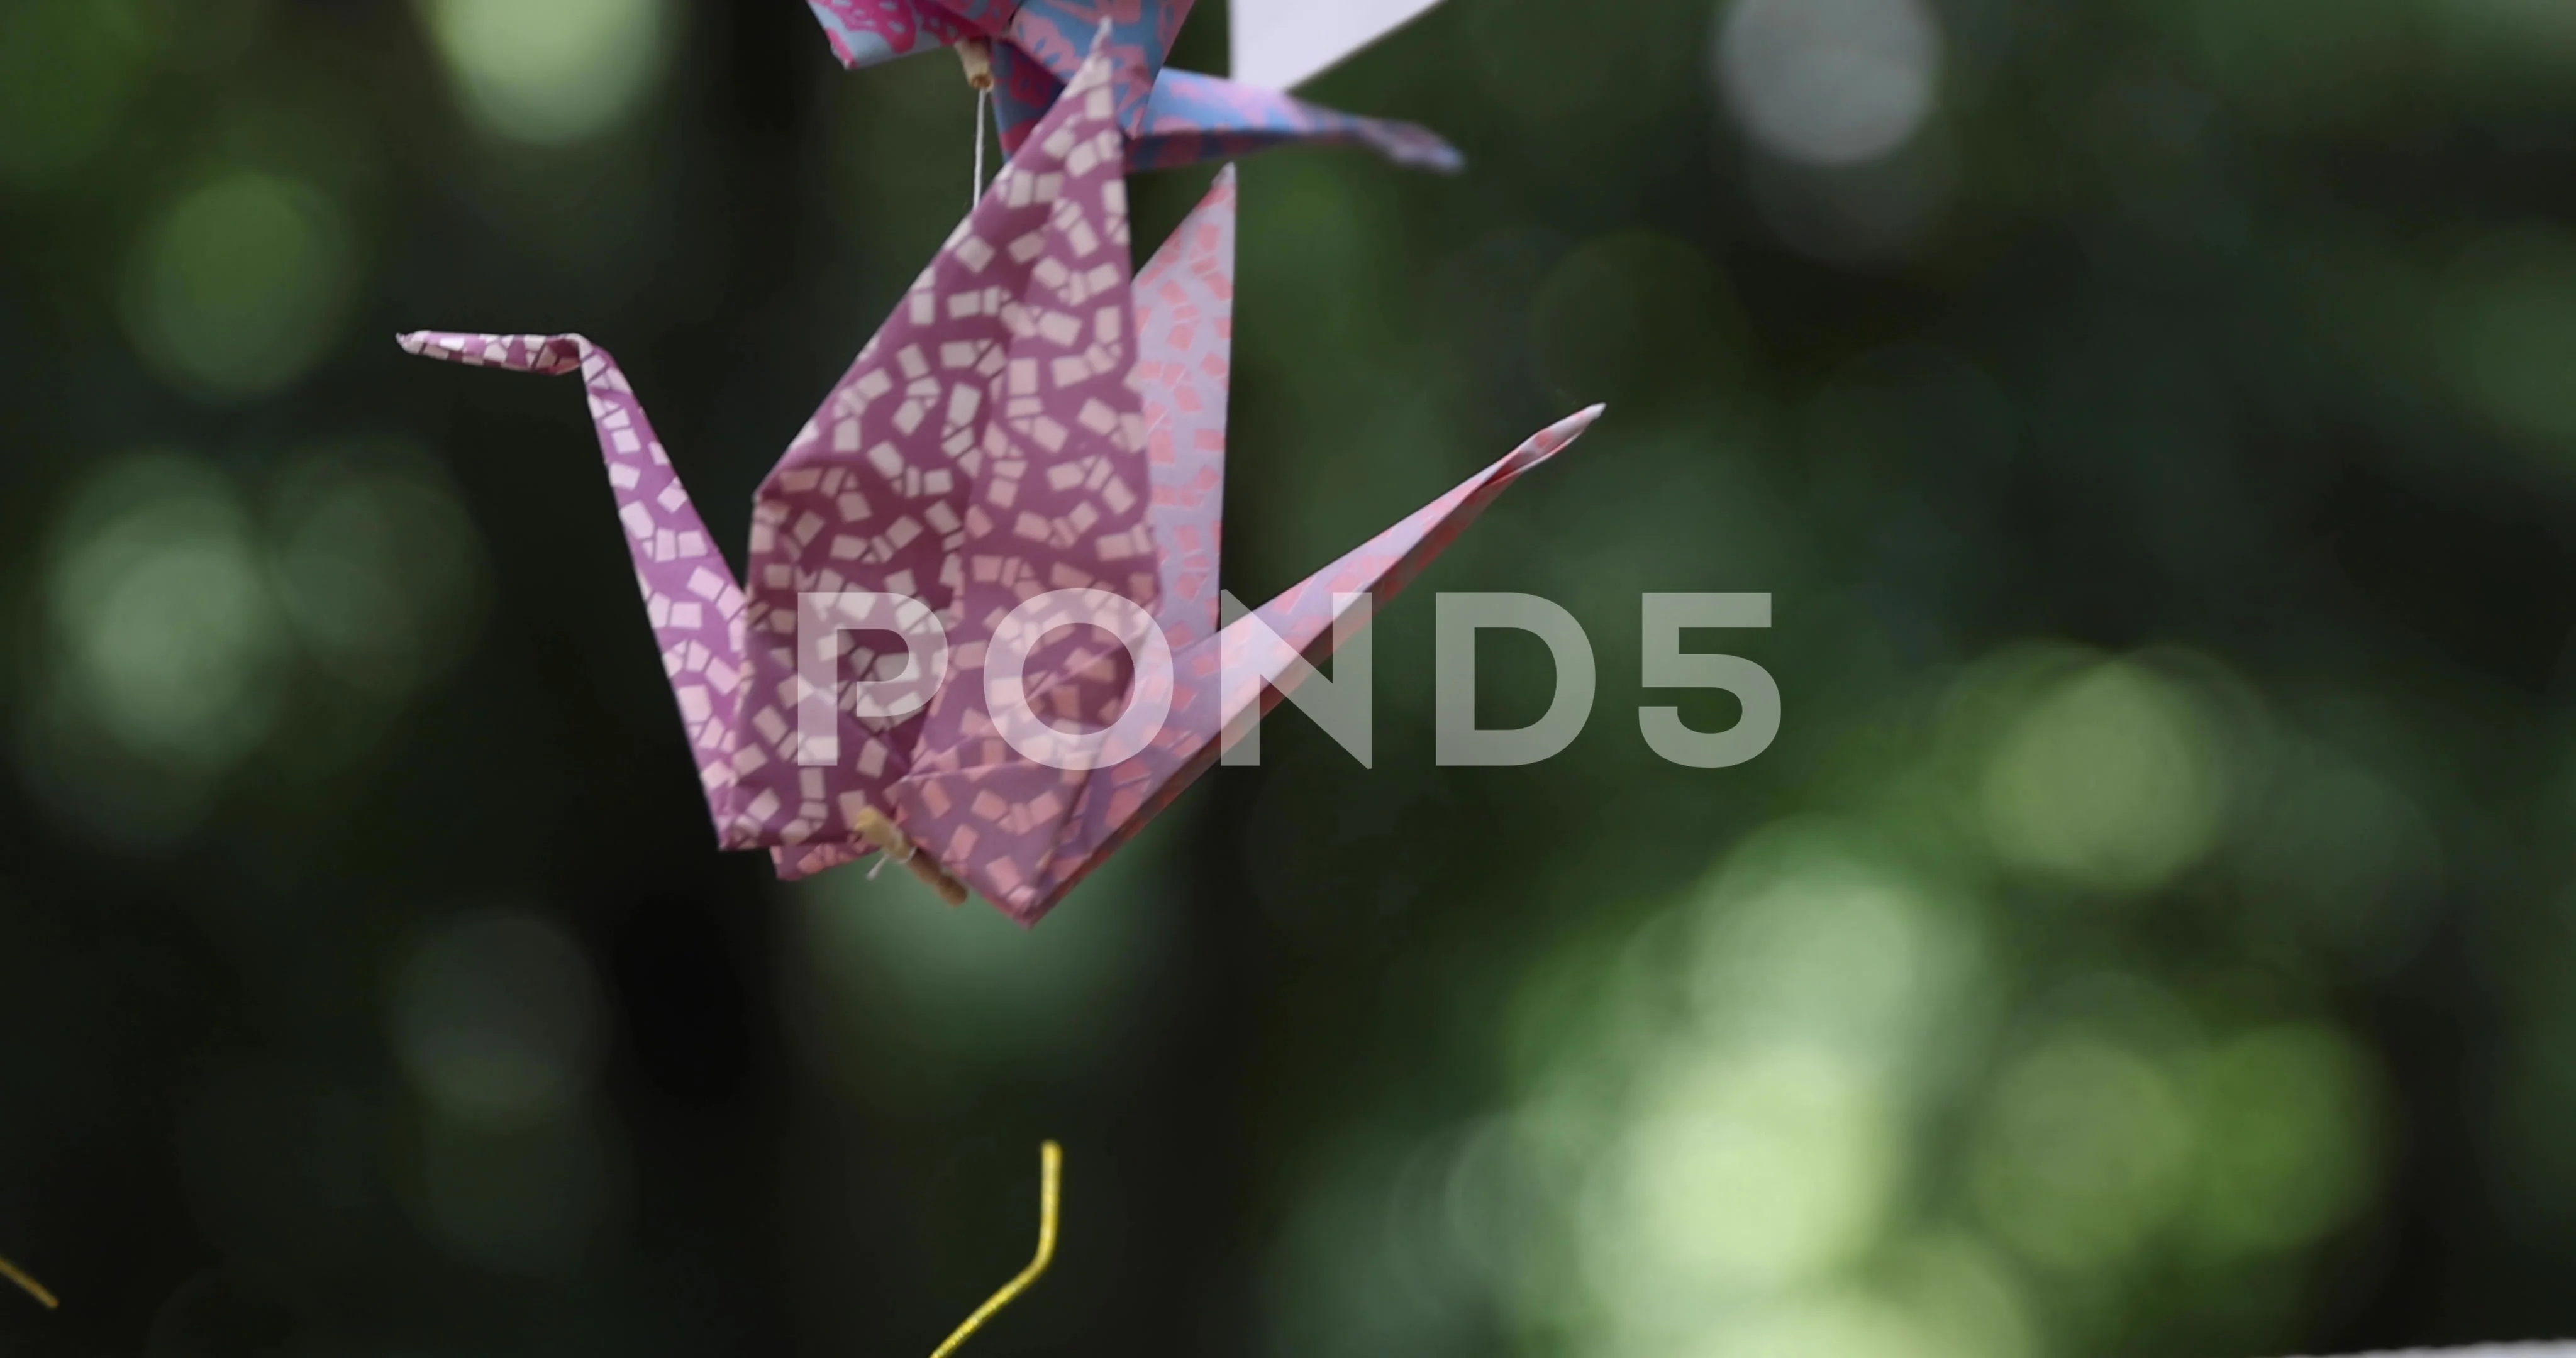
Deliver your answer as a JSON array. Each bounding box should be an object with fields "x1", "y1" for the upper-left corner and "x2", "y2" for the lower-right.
[
  {"x1": 400, "y1": 36, "x2": 1597, "y2": 923},
  {"x1": 804, "y1": 0, "x2": 1460, "y2": 172},
  {"x1": 1230, "y1": 0, "x2": 1446, "y2": 93}
]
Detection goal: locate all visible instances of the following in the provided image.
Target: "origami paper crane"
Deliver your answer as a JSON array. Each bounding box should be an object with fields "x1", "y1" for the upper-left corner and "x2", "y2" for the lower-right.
[
  {"x1": 804, "y1": 0, "x2": 1460, "y2": 172},
  {"x1": 1230, "y1": 0, "x2": 1448, "y2": 93},
  {"x1": 400, "y1": 36, "x2": 1597, "y2": 923}
]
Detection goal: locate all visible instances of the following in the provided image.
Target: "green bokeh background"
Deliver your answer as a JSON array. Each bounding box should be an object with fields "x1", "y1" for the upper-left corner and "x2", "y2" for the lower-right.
[{"x1": 6, "y1": 1, "x2": 2576, "y2": 1355}]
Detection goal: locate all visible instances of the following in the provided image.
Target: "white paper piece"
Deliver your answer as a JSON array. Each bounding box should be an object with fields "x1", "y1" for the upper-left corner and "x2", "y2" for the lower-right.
[
  {"x1": 2289, "y1": 1347, "x2": 2576, "y2": 1357},
  {"x1": 1230, "y1": 0, "x2": 1445, "y2": 91}
]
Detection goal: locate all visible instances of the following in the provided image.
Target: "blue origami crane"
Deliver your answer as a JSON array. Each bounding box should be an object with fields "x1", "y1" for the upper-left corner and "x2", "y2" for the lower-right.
[{"x1": 805, "y1": 0, "x2": 1460, "y2": 172}]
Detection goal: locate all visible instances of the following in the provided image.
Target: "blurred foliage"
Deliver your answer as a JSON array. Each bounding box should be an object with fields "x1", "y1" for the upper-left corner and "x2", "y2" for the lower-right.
[{"x1": 6, "y1": 1, "x2": 2576, "y2": 1356}]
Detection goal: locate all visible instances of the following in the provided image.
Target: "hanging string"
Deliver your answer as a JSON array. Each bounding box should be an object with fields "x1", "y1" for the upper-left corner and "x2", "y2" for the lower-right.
[
  {"x1": 972, "y1": 86, "x2": 991, "y2": 206},
  {"x1": 958, "y1": 36, "x2": 996, "y2": 208},
  {"x1": 852, "y1": 807, "x2": 969, "y2": 906},
  {"x1": 927, "y1": 1141, "x2": 1060, "y2": 1358},
  {"x1": 0, "y1": 1254, "x2": 57, "y2": 1310}
]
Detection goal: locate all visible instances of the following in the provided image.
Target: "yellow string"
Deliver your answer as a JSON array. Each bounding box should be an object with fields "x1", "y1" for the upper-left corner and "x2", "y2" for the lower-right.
[
  {"x1": 0, "y1": 1254, "x2": 56, "y2": 1310},
  {"x1": 928, "y1": 1141, "x2": 1060, "y2": 1358}
]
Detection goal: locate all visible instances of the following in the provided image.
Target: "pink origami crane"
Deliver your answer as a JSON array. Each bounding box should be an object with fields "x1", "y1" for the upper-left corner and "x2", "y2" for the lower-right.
[
  {"x1": 806, "y1": 0, "x2": 1460, "y2": 172},
  {"x1": 400, "y1": 36, "x2": 1597, "y2": 923}
]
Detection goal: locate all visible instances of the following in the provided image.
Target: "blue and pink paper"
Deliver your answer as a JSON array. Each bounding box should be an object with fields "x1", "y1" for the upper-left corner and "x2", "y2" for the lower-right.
[{"x1": 805, "y1": 0, "x2": 1461, "y2": 171}]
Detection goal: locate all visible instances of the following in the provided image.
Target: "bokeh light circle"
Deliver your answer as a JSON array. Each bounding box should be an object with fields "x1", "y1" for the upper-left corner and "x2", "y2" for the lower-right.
[
  {"x1": 43, "y1": 451, "x2": 289, "y2": 769},
  {"x1": 1587, "y1": 1045, "x2": 1901, "y2": 1294},
  {"x1": 391, "y1": 910, "x2": 604, "y2": 1125},
  {"x1": 121, "y1": 171, "x2": 355, "y2": 399},
  {"x1": 421, "y1": 0, "x2": 672, "y2": 146},
  {"x1": 1718, "y1": 0, "x2": 1942, "y2": 166},
  {"x1": 267, "y1": 445, "x2": 489, "y2": 698},
  {"x1": 0, "y1": 0, "x2": 142, "y2": 188},
  {"x1": 1969, "y1": 1035, "x2": 2194, "y2": 1271},
  {"x1": 1977, "y1": 659, "x2": 2229, "y2": 892}
]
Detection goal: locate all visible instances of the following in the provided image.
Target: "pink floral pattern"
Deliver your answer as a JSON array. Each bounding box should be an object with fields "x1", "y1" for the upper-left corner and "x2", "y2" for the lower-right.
[{"x1": 806, "y1": 0, "x2": 977, "y2": 67}]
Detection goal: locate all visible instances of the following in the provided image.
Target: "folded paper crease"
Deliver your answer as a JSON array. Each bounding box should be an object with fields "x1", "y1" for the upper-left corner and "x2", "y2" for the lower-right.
[{"x1": 402, "y1": 26, "x2": 1595, "y2": 922}]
